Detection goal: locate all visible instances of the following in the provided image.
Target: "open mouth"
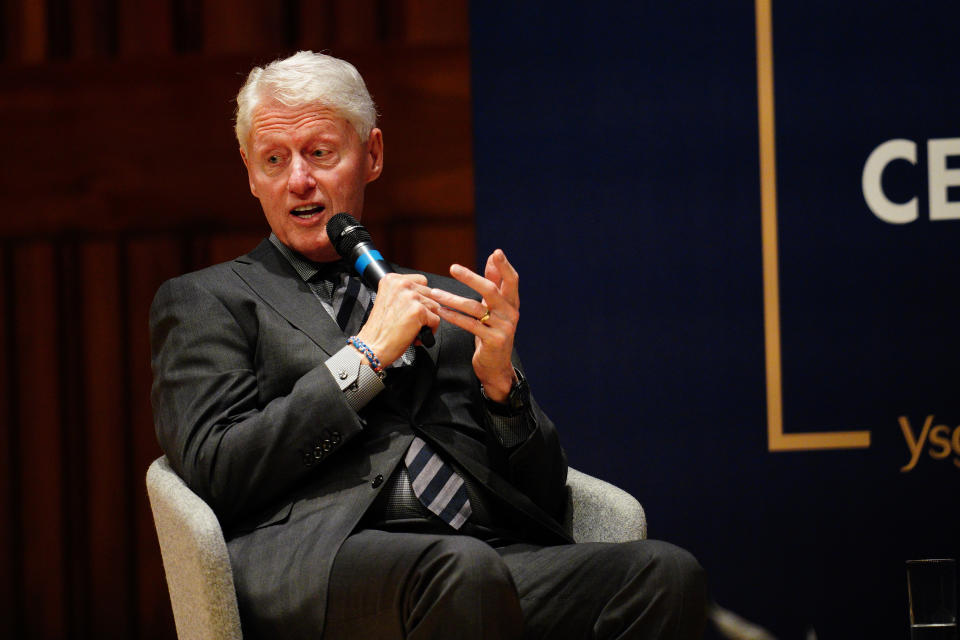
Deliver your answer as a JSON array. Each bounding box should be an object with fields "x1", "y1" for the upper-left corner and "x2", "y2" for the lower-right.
[{"x1": 290, "y1": 204, "x2": 325, "y2": 219}]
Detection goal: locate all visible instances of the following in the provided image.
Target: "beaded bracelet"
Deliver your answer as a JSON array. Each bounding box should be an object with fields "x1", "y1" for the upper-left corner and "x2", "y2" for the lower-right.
[{"x1": 347, "y1": 336, "x2": 383, "y2": 374}]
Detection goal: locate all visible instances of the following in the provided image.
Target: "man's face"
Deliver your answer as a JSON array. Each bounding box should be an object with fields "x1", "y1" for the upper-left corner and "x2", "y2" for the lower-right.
[{"x1": 241, "y1": 100, "x2": 383, "y2": 262}]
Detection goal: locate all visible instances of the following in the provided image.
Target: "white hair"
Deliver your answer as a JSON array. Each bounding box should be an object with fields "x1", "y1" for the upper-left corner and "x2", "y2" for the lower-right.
[{"x1": 234, "y1": 51, "x2": 377, "y2": 152}]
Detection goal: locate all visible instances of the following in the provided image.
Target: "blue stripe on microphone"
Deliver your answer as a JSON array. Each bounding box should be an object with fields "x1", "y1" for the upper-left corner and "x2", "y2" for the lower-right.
[{"x1": 354, "y1": 250, "x2": 384, "y2": 276}]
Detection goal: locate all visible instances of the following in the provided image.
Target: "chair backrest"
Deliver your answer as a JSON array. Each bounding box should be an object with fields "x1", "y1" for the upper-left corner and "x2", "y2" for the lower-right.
[
  {"x1": 146, "y1": 455, "x2": 646, "y2": 639},
  {"x1": 565, "y1": 466, "x2": 647, "y2": 543},
  {"x1": 146, "y1": 456, "x2": 243, "y2": 640}
]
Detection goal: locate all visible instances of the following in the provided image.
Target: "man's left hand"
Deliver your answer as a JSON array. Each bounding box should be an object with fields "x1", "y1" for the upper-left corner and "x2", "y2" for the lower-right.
[{"x1": 428, "y1": 249, "x2": 519, "y2": 403}]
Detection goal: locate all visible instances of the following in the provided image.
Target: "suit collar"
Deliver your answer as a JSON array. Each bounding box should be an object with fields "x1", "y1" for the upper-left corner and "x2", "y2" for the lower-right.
[{"x1": 267, "y1": 233, "x2": 348, "y2": 283}]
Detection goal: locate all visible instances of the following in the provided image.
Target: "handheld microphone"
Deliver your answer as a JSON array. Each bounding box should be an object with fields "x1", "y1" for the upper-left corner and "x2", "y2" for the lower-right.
[{"x1": 326, "y1": 212, "x2": 435, "y2": 347}]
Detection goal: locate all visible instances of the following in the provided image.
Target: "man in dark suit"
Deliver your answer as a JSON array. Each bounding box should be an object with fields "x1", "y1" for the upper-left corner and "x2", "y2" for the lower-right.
[{"x1": 150, "y1": 51, "x2": 706, "y2": 639}]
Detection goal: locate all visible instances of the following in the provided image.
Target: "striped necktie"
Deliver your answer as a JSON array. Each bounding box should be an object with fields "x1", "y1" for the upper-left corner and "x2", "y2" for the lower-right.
[
  {"x1": 334, "y1": 274, "x2": 371, "y2": 335},
  {"x1": 310, "y1": 269, "x2": 372, "y2": 336},
  {"x1": 404, "y1": 436, "x2": 472, "y2": 530}
]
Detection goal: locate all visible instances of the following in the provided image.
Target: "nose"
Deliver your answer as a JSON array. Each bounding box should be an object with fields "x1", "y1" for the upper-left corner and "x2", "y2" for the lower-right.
[{"x1": 287, "y1": 155, "x2": 317, "y2": 194}]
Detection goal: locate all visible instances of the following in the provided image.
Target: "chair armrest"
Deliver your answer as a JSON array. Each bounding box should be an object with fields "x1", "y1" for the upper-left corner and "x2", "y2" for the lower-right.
[
  {"x1": 146, "y1": 456, "x2": 243, "y2": 640},
  {"x1": 565, "y1": 467, "x2": 647, "y2": 543}
]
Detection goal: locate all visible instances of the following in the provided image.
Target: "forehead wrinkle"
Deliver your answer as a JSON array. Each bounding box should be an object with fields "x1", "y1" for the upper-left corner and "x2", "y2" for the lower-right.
[{"x1": 249, "y1": 104, "x2": 350, "y2": 151}]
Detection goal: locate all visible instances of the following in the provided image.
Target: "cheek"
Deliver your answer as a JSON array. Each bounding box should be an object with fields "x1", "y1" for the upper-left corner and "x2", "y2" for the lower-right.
[
  {"x1": 254, "y1": 177, "x2": 285, "y2": 204},
  {"x1": 328, "y1": 170, "x2": 363, "y2": 200}
]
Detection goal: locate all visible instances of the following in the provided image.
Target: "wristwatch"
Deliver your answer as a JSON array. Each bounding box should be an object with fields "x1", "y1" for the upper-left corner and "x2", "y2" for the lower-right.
[{"x1": 482, "y1": 369, "x2": 529, "y2": 416}]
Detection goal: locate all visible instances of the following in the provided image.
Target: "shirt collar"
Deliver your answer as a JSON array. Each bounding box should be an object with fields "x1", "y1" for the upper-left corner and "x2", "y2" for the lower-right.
[{"x1": 268, "y1": 233, "x2": 343, "y2": 282}]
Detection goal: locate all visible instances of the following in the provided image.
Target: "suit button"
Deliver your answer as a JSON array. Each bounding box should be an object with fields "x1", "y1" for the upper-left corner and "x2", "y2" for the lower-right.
[{"x1": 371, "y1": 474, "x2": 384, "y2": 488}]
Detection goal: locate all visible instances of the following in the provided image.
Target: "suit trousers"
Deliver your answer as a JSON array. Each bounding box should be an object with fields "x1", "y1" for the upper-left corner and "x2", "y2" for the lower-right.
[{"x1": 321, "y1": 529, "x2": 707, "y2": 640}]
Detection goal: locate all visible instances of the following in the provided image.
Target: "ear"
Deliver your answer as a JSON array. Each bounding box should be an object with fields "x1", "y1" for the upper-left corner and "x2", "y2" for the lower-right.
[
  {"x1": 239, "y1": 147, "x2": 259, "y2": 198},
  {"x1": 364, "y1": 128, "x2": 384, "y2": 184}
]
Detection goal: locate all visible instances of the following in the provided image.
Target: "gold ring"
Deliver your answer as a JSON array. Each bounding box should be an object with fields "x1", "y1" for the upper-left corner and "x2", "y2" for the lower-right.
[{"x1": 478, "y1": 309, "x2": 491, "y2": 324}]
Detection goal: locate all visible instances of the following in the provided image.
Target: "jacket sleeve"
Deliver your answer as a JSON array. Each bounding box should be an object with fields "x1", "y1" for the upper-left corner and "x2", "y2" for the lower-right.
[
  {"x1": 499, "y1": 367, "x2": 569, "y2": 525},
  {"x1": 149, "y1": 274, "x2": 365, "y2": 529}
]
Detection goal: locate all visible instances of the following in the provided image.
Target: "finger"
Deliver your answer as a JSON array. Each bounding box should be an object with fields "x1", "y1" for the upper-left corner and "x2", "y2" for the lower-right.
[
  {"x1": 449, "y1": 263, "x2": 501, "y2": 304},
  {"x1": 402, "y1": 284, "x2": 443, "y2": 321},
  {"x1": 431, "y1": 280, "x2": 517, "y2": 328},
  {"x1": 412, "y1": 282, "x2": 442, "y2": 303},
  {"x1": 375, "y1": 272, "x2": 425, "y2": 297},
  {"x1": 489, "y1": 249, "x2": 519, "y2": 308},
  {"x1": 484, "y1": 252, "x2": 501, "y2": 288},
  {"x1": 426, "y1": 307, "x2": 442, "y2": 331},
  {"x1": 402, "y1": 273, "x2": 428, "y2": 285},
  {"x1": 408, "y1": 284, "x2": 443, "y2": 327},
  {"x1": 426, "y1": 287, "x2": 487, "y2": 318},
  {"x1": 417, "y1": 307, "x2": 442, "y2": 334},
  {"x1": 436, "y1": 304, "x2": 493, "y2": 336},
  {"x1": 416, "y1": 293, "x2": 443, "y2": 316}
]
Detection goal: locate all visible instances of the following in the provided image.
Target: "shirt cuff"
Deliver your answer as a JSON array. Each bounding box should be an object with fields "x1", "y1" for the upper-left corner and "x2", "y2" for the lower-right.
[
  {"x1": 480, "y1": 371, "x2": 535, "y2": 448},
  {"x1": 484, "y1": 408, "x2": 535, "y2": 448},
  {"x1": 325, "y1": 345, "x2": 385, "y2": 411}
]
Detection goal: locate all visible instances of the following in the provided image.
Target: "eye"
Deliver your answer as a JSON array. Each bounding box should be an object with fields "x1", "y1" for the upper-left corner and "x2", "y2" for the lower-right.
[
  {"x1": 268, "y1": 154, "x2": 281, "y2": 164},
  {"x1": 312, "y1": 149, "x2": 327, "y2": 158}
]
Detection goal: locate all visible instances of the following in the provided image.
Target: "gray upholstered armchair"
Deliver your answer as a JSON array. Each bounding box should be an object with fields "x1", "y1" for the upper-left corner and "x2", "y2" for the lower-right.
[{"x1": 146, "y1": 455, "x2": 647, "y2": 640}]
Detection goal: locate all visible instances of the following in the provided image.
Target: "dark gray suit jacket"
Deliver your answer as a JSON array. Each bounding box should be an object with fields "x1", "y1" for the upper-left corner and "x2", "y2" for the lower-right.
[{"x1": 149, "y1": 239, "x2": 572, "y2": 638}]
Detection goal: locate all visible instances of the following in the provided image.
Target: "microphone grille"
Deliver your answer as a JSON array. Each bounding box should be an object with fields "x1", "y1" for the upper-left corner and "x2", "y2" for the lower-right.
[{"x1": 326, "y1": 212, "x2": 372, "y2": 257}]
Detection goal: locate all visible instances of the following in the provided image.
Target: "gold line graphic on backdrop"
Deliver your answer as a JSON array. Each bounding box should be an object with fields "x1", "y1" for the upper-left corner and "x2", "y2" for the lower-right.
[{"x1": 755, "y1": 0, "x2": 871, "y2": 452}]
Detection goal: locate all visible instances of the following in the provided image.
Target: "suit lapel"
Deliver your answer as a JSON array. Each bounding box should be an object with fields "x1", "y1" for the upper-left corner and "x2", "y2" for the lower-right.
[{"x1": 231, "y1": 239, "x2": 346, "y2": 357}]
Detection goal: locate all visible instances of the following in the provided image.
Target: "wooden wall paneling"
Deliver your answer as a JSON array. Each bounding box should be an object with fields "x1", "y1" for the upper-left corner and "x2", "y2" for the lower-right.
[
  {"x1": 71, "y1": 0, "x2": 99, "y2": 59},
  {"x1": 376, "y1": 0, "x2": 406, "y2": 42},
  {"x1": 126, "y1": 235, "x2": 184, "y2": 640},
  {"x1": 84, "y1": 63, "x2": 253, "y2": 230},
  {"x1": 295, "y1": 0, "x2": 336, "y2": 52},
  {"x1": 0, "y1": 66, "x2": 111, "y2": 237},
  {"x1": 0, "y1": 60, "x2": 261, "y2": 237},
  {"x1": 171, "y1": 0, "x2": 203, "y2": 53},
  {"x1": 0, "y1": 49, "x2": 470, "y2": 237},
  {"x1": 403, "y1": 0, "x2": 469, "y2": 45},
  {"x1": 81, "y1": 238, "x2": 134, "y2": 638},
  {"x1": 57, "y1": 239, "x2": 90, "y2": 638},
  {"x1": 331, "y1": 0, "x2": 379, "y2": 48},
  {"x1": 14, "y1": 241, "x2": 66, "y2": 639},
  {"x1": 117, "y1": 0, "x2": 171, "y2": 58},
  {"x1": 46, "y1": 0, "x2": 72, "y2": 59},
  {"x1": 12, "y1": 0, "x2": 47, "y2": 63},
  {"x1": 1, "y1": 2, "x2": 10, "y2": 61},
  {"x1": 385, "y1": 218, "x2": 474, "y2": 275},
  {"x1": 371, "y1": 47, "x2": 474, "y2": 219},
  {"x1": 0, "y1": 243, "x2": 22, "y2": 639},
  {"x1": 203, "y1": 0, "x2": 286, "y2": 56}
]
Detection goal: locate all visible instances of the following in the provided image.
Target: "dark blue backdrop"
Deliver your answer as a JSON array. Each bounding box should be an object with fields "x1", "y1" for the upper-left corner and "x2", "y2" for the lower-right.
[{"x1": 471, "y1": 2, "x2": 960, "y2": 637}]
